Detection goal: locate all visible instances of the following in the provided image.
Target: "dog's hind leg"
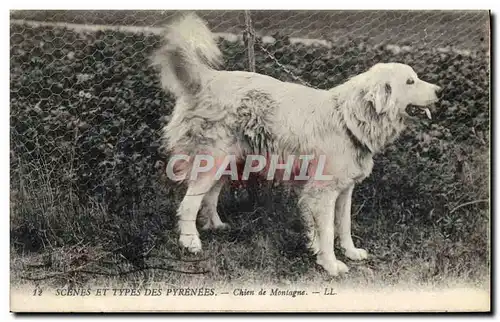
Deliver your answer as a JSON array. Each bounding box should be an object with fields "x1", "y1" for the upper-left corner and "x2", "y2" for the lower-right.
[
  {"x1": 301, "y1": 208, "x2": 320, "y2": 255},
  {"x1": 335, "y1": 184, "x2": 368, "y2": 261},
  {"x1": 177, "y1": 176, "x2": 216, "y2": 253},
  {"x1": 199, "y1": 180, "x2": 230, "y2": 231},
  {"x1": 299, "y1": 186, "x2": 349, "y2": 276}
]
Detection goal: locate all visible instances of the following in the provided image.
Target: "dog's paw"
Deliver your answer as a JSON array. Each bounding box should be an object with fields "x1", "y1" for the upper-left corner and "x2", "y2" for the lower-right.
[
  {"x1": 334, "y1": 260, "x2": 349, "y2": 274},
  {"x1": 317, "y1": 256, "x2": 349, "y2": 276},
  {"x1": 201, "y1": 220, "x2": 230, "y2": 231},
  {"x1": 344, "y1": 247, "x2": 368, "y2": 261},
  {"x1": 179, "y1": 234, "x2": 202, "y2": 253}
]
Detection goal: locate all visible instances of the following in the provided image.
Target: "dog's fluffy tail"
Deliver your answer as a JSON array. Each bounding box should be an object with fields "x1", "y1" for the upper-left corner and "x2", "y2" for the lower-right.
[{"x1": 152, "y1": 13, "x2": 222, "y2": 98}]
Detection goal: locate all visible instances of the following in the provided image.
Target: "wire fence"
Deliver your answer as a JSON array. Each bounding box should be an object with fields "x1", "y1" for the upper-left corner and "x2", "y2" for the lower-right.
[
  {"x1": 10, "y1": 10, "x2": 490, "y2": 215},
  {"x1": 10, "y1": 10, "x2": 489, "y2": 48}
]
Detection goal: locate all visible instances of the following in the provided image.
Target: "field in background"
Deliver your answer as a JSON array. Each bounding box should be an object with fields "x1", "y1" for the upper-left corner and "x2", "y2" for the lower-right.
[
  {"x1": 10, "y1": 11, "x2": 490, "y2": 290},
  {"x1": 11, "y1": 10, "x2": 489, "y2": 49}
]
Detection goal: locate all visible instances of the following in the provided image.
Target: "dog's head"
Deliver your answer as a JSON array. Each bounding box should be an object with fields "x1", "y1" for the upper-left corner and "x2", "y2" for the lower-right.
[{"x1": 358, "y1": 62, "x2": 442, "y2": 119}]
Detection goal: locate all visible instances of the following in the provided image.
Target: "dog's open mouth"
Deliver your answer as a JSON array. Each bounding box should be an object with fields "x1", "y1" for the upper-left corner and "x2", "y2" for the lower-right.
[{"x1": 406, "y1": 104, "x2": 433, "y2": 119}]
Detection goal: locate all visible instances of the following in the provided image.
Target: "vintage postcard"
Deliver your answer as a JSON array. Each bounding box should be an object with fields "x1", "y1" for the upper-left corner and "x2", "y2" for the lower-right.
[{"x1": 10, "y1": 9, "x2": 491, "y2": 312}]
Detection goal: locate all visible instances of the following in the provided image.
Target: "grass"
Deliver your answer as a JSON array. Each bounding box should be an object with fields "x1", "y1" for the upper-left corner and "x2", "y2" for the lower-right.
[
  {"x1": 9, "y1": 17, "x2": 490, "y2": 291},
  {"x1": 10, "y1": 145, "x2": 490, "y2": 290}
]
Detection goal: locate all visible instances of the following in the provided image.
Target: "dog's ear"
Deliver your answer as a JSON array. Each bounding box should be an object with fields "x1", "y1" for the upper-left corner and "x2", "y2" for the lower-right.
[{"x1": 363, "y1": 82, "x2": 392, "y2": 114}]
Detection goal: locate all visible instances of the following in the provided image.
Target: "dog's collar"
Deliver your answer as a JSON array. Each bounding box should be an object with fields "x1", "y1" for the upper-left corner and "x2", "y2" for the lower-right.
[{"x1": 344, "y1": 126, "x2": 373, "y2": 155}]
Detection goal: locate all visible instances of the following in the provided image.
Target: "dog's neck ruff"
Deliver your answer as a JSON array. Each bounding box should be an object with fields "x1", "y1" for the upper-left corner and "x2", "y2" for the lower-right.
[
  {"x1": 340, "y1": 102, "x2": 406, "y2": 156},
  {"x1": 344, "y1": 125, "x2": 373, "y2": 155}
]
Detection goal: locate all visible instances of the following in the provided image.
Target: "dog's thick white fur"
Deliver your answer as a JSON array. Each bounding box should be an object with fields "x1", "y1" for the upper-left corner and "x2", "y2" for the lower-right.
[{"x1": 152, "y1": 13, "x2": 441, "y2": 276}]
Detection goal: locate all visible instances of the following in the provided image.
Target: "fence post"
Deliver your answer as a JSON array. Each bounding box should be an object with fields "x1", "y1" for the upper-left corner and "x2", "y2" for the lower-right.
[{"x1": 244, "y1": 10, "x2": 256, "y2": 73}]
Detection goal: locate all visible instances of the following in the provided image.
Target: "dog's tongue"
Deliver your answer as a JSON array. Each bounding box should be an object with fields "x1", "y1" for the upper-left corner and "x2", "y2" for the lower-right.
[{"x1": 423, "y1": 108, "x2": 432, "y2": 120}]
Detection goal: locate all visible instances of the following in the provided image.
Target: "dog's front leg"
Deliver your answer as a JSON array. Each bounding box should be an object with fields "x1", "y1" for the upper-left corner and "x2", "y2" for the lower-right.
[
  {"x1": 200, "y1": 180, "x2": 230, "y2": 231},
  {"x1": 177, "y1": 176, "x2": 216, "y2": 253},
  {"x1": 300, "y1": 188, "x2": 348, "y2": 276},
  {"x1": 335, "y1": 184, "x2": 368, "y2": 260}
]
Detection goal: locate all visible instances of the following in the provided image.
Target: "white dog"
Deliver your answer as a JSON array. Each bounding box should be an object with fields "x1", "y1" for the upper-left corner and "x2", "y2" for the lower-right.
[{"x1": 152, "y1": 13, "x2": 441, "y2": 276}]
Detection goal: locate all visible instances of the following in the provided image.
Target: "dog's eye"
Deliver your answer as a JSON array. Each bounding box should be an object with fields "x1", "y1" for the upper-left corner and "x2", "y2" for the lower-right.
[{"x1": 406, "y1": 78, "x2": 415, "y2": 85}]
